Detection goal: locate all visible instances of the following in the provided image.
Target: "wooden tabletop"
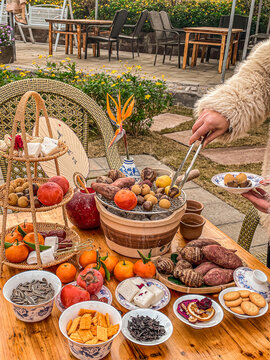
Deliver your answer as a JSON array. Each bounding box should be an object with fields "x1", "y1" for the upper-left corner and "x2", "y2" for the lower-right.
[
  {"x1": 45, "y1": 19, "x2": 112, "y2": 26},
  {"x1": 183, "y1": 27, "x2": 243, "y2": 34},
  {"x1": 1, "y1": 208, "x2": 270, "y2": 360}
]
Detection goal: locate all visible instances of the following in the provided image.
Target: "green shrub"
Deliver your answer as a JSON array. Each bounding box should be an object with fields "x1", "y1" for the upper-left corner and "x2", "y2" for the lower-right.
[{"x1": 0, "y1": 60, "x2": 172, "y2": 136}]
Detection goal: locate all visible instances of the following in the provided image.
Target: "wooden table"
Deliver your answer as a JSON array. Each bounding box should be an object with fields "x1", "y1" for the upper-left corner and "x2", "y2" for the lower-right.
[
  {"x1": 45, "y1": 19, "x2": 112, "y2": 59},
  {"x1": 1, "y1": 208, "x2": 270, "y2": 360},
  {"x1": 182, "y1": 27, "x2": 243, "y2": 73}
]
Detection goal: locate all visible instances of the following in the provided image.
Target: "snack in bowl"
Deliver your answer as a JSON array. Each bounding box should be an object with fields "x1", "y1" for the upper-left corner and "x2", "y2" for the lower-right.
[{"x1": 177, "y1": 297, "x2": 215, "y2": 323}]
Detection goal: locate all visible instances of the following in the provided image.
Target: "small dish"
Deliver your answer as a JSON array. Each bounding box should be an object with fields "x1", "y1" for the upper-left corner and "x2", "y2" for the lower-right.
[
  {"x1": 180, "y1": 213, "x2": 205, "y2": 240},
  {"x1": 121, "y1": 308, "x2": 173, "y2": 346},
  {"x1": 234, "y1": 267, "x2": 270, "y2": 302},
  {"x1": 115, "y1": 277, "x2": 170, "y2": 311},
  {"x1": 173, "y1": 294, "x2": 224, "y2": 329},
  {"x1": 55, "y1": 281, "x2": 112, "y2": 312},
  {"x1": 219, "y1": 286, "x2": 269, "y2": 319},
  {"x1": 185, "y1": 200, "x2": 204, "y2": 215},
  {"x1": 211, "y1": 172, "x2": 263, "y2": 194}
]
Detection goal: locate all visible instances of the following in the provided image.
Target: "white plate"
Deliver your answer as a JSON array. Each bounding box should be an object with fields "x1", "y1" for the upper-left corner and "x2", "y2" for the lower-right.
[
  {"x1": 121, "y1": 308, "x2": 173, "y2": 346},
  {"x1": 211, "y1": 172, "x2": 263, "y2": 194},
  {"x1": 115, "y1": 277, "x2": 170, "y2": 311},
  {"x1": 55, "y1": 281, "x2": 112, "y2": 312},
  {"x1": 219, "y1": 286, "x2": 269, "y2": 319},
  {"x1": 173, "y1": 294, "x2": 224, "y2": 329}
]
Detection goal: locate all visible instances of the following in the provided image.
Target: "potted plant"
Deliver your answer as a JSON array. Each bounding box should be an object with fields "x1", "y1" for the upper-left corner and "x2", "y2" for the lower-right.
[{"x1": 0, "y1": 25, "x2": 14, "y2": 64}]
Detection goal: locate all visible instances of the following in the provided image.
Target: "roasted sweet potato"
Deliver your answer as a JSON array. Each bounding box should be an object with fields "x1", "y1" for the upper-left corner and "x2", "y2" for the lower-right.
[
  {"x1": 202, "y1": 245, "x2": 242, "y2": 269},
  {"x1": 185, "y1": 238, "x2": 221, "y2": 249},
  {"x1": 111, "y1": 177, "x2": 136, "y2": 188},
  {"x1": 91, "y1": 182, "x2": 120, "y2": 200},
  {"x1": 203, "y1": 268, "x2": 234, "y2": 286},
  {"x1": 194, "y1": 262, "x2": 220, "y2": 276}
]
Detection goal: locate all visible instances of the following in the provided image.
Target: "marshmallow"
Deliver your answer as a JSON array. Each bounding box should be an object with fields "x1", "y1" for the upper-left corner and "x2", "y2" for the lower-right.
[
  {"x1": 45, "y1": 236, "x2": 58, "y2": 251},
  {"x1": 40, "y1": 248, "x2": 55, "y2": 264}
]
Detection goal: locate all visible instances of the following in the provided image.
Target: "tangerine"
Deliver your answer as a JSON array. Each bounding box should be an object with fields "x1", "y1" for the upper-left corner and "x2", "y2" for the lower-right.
[
  {"x1": 102, "y1": 255, "x2": 119, "y2": 273},
  {"x1": 114, "y1": 260, "x2": 134, "y2": 282},
  {"x1": 79, "y1": 250, "x2": 97, "y2": 268},
  {"x1": 85, "y1": 263, "x2": 105, "y2": 278},
  {"x1": 5, "y1": 229, "x2": 23, "y2": 243},
  {"x1": 5, "y1": 241, "x2": 29, "y2": 263},
  {"x1": 23, "y1": 232, "x2": 44, "y2": 251},
  {"x1": 16, "y1": 221, "x2": 34, "y2": 234},
  {"x1": 56, "y1": 263, "x2": 77, "y2": 283},
  {"x1": 114, "y1": 190, "x2": 137, "y2": 210}
]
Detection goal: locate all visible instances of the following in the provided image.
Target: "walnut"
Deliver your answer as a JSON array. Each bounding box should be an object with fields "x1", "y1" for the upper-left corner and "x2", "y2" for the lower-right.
[
  {"x1": 141, "y1": 167, "x2": 157, "y2": 182},
  {"x1": 155, "y1": 257, "x2": 174, "y2": 275}
]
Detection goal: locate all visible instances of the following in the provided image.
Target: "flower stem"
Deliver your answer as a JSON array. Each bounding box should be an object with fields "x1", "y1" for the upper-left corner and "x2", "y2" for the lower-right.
[{"x1": 123, "y1": 133, "x2": 130, "y2": 160}]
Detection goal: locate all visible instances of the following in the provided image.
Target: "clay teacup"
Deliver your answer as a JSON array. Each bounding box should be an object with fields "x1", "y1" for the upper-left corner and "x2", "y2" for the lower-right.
[
  {"x1": 180, "y1": 213, "x2": 205, "y2": 241},
  {"x1": 185, "y1": 200, "x2": 204, "y2": 215}
]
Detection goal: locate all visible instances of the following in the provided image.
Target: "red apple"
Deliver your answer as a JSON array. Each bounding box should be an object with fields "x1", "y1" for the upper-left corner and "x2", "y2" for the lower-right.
[
  {"x1": 60, "y1": 284, "x2": 90, "y2": 308},
  {"x1": 65, "y1": 188, "x2": 100, "y2": 229},
  {"x1": 49, "y1": 176, "x2": 69, "y2": 195},
  {"x1": 37, "y1": 182, "x2": 63, "y2": 206}
]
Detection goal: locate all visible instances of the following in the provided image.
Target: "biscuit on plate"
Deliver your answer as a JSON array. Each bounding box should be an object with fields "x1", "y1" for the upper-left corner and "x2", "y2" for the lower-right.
[
  {"x1": 241, "y1": 298, "x2": 250, "y2": 302},
  {"x1": 230, "y1": 306, "x2": 245, "y2": 315},
  {"x1": 239, "y1": 290, "x2": 250, "y2": 298},
  {"x1": 241, "y1": 301, "x2": 259, "y2": 316},
  {"x1": 249, "y1": 292, "x2": 266, "y2": 308},
  {"x1": 223, "y1": 291, "x2": 240, "y2": 301},
  {"x1": 225, "y1": 297, "x2": 242, "y2": 307}
]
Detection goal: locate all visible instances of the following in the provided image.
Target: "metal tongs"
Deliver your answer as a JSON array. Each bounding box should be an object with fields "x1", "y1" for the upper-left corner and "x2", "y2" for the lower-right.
[{"x1": 170, "y1": 134, "x2": 209, "y2": 191}]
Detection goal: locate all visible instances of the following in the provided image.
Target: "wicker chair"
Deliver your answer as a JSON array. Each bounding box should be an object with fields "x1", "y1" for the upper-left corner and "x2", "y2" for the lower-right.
[{"x1": 0, "y1": 78, "x2": 121, "y2": 181}]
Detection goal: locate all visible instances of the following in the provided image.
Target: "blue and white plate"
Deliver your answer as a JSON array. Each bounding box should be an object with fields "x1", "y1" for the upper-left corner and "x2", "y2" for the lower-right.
[
  {"x1": 115, "y1": 277, "x2": 170, "y2": 311},
  {"x1": 211, "y1": 172, "x2": 263, "y2": 194},
  {"x1": 55, "y1": 281, "x2": 112, "y2": 312},
  {"x1": 234, "y1": 267, "x2": 270, "y2": 302}
]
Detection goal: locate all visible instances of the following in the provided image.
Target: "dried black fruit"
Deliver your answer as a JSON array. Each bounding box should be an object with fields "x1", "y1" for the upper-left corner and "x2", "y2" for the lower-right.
[{"x1": 127, "y1": 315, "x2": 166, "y2": 342}]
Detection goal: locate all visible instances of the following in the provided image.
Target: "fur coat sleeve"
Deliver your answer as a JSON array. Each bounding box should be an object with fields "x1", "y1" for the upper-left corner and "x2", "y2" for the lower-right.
[{"x1": 194, "y1": 39, "x2": 270, "y2": 142}]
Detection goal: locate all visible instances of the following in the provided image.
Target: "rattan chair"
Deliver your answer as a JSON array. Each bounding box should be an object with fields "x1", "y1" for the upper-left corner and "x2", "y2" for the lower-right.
[{"x1": 0, "y1": 78, "x2": 121, "y2": 181}]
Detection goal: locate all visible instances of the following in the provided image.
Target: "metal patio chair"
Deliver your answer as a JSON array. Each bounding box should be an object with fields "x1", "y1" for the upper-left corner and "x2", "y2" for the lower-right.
[
  {"x1": 85, "y1": 9, "x2": 128, "y2": 61},
  {"x1": 119, "y1": 10, "x2": 148, "y2": 59}
]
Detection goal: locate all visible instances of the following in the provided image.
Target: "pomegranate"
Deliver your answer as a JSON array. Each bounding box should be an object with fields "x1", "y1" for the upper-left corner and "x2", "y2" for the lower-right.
[{"x1": 77, "y1": 268, "x2": 103, "y2": 295}]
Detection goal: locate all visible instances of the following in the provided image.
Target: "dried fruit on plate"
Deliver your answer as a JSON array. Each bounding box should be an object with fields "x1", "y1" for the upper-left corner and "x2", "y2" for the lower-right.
[
  {"x1": 177, "y1": 298, "x2": 215, "y2": 323},
  {"x1": 134, "y1": 250, "x2": 156, "y2": 278}
]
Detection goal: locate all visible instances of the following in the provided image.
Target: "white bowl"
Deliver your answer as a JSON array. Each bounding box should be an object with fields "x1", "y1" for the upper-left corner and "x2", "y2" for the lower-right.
[
  {"x1": 3, "y1": 270, "x2": 61, "y2": 322},
  {"x1": 121, "y1": 308, "x2": 173, "y2": 346},
  {"x1": 59, "y1": 301, "x2": 122, "y2": 360},
  {"x1": 211, "y1": 172, "x2": 263, "y2": 194},
  {"x1": 173, "y1": 294, "x2": 224, "y2": 329},
  {"x1": 219, "y1": 286, "x2": 269, "y2": 319}
]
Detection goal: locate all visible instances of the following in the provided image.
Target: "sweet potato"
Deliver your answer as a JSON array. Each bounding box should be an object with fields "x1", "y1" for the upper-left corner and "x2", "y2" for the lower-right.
[
  {"x1": 91, "y1": 182, "x2": 120, "y2": 200},
  {"x1": 111, "y1": 177, "x2": 135, "y2": 188},
  {"x1": 194, "y1": 262, "x2": 220, "y2": 276},
  {"x1": 185, "y1": 238, "x2": 221, "y2": 249},
  {"x1": 203, "y1": 268, "x2": 234, "y2": 286},
  {"x1": 202, "y1": 245, "x2": 242, "y2": 269}
]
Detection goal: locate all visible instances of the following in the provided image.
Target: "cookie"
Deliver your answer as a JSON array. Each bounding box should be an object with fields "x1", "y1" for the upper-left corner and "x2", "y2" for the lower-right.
[
  {"x1": 223, "y1": 291, "x2": 240, "y2": 301},
  {"x1": 225, "y1": 297, "x2": 243, "y2": 307},
  {"x1": 242, "y1": 298, "x2": 250, "y2": 302},
  {"x1": 241, "y1": 301, "x2": 259, "y2": 316},
  {"x1": 239, "y1": 290, "x2": 250, "y2": 298},
  {"x1": 249, "y1": 292, "x2": 266, "y2": 308},
  {"x1": 230, "y1": 306, "x2": 245, "y2": 315}
]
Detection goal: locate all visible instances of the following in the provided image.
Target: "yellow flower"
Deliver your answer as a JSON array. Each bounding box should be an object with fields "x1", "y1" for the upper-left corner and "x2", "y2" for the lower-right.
[
  {"x1": 74, "y1": 76, "x2": 79, "y2": 79},
  {"x1": 162, "y1": 74, "x2": 165, "y2": 78},
  {"x1": 20, "y1": 72, "x2": 26, "y2": 77},
  {"x1": 0, "y1": 64, "x2": 5, "y2": 68},
  {"x1": 117, "y1": 75, "x2": 121, "y2": 79},
  {"x1": 126, "y1": 79, "x2": 131, "y2": 82},
  {"x1": 38, "y1": 55, "x2": 43, "y2": 59},
  {"x1": 155, "y1": 82, "x2": 162, "y2": 86},
  {"x1": 48, "y1": 55, "x2": 52, "y2": 57},
  {"x1": 101, "y1": 81, "x2": 105, "y2": 85},
  {"x1": 153, "y1": 76, "x2": 156, "y2": 79},
  {"x1": 111, "y1": 70, "x2": 117, "y2": 74},
  {"x1": 122, "y1": 72, "x2": 126, "y2": 75},
  {"x1": 91, "y1": 74, "x2": 95, "y2": 77},
  {"x1": 51, "y1": 74, "x2": 56, "y2": 77},
  {"x1": 111, "y1": 84, "x2": 116, "y2": 87},
  {"x1": 47, "y1": 67, "x2": 52, "y2": 71},
  {"x1": 145, "y1": 94, "x2": 151, "y2": 100},
  {"x1": 136, "y1": 65, "x2": 142, "y2": 70},
  {"x1": 32, "y1": 61, "x2": 36, "y2": 65},
  {"x1": 5, "y1": 66, "x2": 10, "y2": 69},
  {"x1": 61, "y1": 60, "x2": 66, "y2": 63},
  {"x1": 127, "y1": 66, "x2": 132, "y2": 71},
  {"x1": 66, "y1": 57, "x2": 71, "y2": 60}
]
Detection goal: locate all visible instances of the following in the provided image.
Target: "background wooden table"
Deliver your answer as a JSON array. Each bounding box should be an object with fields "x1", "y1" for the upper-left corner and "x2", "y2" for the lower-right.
[
  {"x1": 182, "y1": 27, "x2": 243, "y2": 73},
  {"x1": 1, "y1": 208, "x2": 270, "y2": 360},
  {"x1": 46, "y1": 19, "x2": 112, "y2": 59}
]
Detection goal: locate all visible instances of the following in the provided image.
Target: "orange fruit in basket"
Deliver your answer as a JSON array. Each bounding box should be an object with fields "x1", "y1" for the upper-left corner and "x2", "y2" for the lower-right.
[
  {"x1": 5, "y1": 229, "x2": 23, "y2": 243},
  {"x1": 16, "y1": 222, "x2": 34, "y2": 234},
  {"x1": 5, "y1": 241, "x2": 29, "y2": 263},
  {"x1": 56, "y1": 263, "x2": 77, "y2": 283},
  {"x1": 79, "y1": 250, "x2": 97, "y2": 268},
  {"x1": 114, "y1": 260, "x2": 134, "y2": 282},
  {"x1": 102, "y1": 255, "x2": 119, "y2": 273},
  {"x1": 85, "y1": 263, "x2": 105, "y2": 279},
  {"x1": 23, "y1": 232, "x2": 44, "y2": 251},
  {"x1": 114, "y1": 190, "x2": 137, "y2": 210}
]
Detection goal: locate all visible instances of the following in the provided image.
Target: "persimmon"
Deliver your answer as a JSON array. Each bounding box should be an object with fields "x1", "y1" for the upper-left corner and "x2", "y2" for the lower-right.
[
  {"x1": 133, "y1": 250, "x2": 156, "y2": 278},
  {"x1": 5, "y1": 229, "x2": 23, "y2": 243},
  {"x1": 5, "y1": 241, "x2": 29, "y2": 263},
  {"x1": 79, "y1": 250, "x2": 97, "y2": 268},
  {"x1": 114, "y1": 260, "x2": 134, "y2": 282},
  {"x1": 114, "y1": 190, "x2": 137, "y2": 210},
  {"x1": 102, "y1": 255, "x2": 119, "y2": 273},
  {"x1": 23, "y1": 232, "x2": 44, "y2": 251},
  {"x1": 85, "y1": 263, "x2": 105, "y2": 279},
  {"x1": 16, "y1": 221, "x2": 33, "y2": 234},
  {"x1": 56, "y1": 263, "x2": 77, "y2": 283}
]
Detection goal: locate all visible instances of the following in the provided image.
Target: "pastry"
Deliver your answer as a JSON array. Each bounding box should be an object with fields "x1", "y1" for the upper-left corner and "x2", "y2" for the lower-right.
[
  {"x1": 249, "y1": 292, "x2": 266, "y2": 308},
  {"x1": 179, "y1": 269, "x2": 204, "y2": 288},
  {"x1": 225, "y1": 298, "x2": 243, "y2": 307},
  {"x1": 238, "y1": 290, "x2": 250, "y2": 298},
  {"x1": 223, "y1": 291, "x2": 240, "y2": 301},
  {"x1": 230, "y1": 306, "x2": 245, "y2": 315},
  {"x1": 242, "y1": 298, "x2": 250, "y2": 301},
  {"x1": 241, "y1": 301, "x2": 259, "y2": 316},
  {"x1": 235, "y1": 173, "x2": 248, "y2": 187},
  {"x1": 224, "y1": 174, "x2": 237, "y2": 188}
]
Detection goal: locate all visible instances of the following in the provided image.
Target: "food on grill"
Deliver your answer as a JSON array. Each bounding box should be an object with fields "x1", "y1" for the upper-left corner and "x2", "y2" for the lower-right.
[
  {"x1": 114, "y1": 190, "x2": 137, "y2": 211},
  {"x1": 202, "y1": 245, "x2": 243, "y2": 269},
  {"x1": 203, "y1": 268, "x2": 234, "y2": 286},
  {"x1": 143, "y1": 200, "x2": 153, "y2": 211},
  {"x1": 159, "y1": 199, "x2": 171, "y2": 209},
  {"x1": 127, "y1": 315, "x2": 166, "y2": 341},
  {"x1": 136, "y1": 195, "x2": 145, "y2": 205},
  {"x1": 91, "y1": 183, "x2": 120, "y2": 200},
  {"x1": 140, "y1": 184, "x2": 151, "y2": 196},
  {"x1": 181, "y1": 246, "x2": 203, "y2": 264},
  {"x1": 147, "y1": 195, "x2": 158, "y2": 205},
  {"x1": 131, "y1": 184, "x2": 141, "y2": 195},
  {"x1": 107, "y1": 169, "x2": 126, "y2": 181},
  {"x1": 156, "y1": 175, "x2": 172, "y2": 189},
  {"x1": 111, "y1": 177, "x2": 135, "y2": 188},
  {"x1": 141, "y1": 168, "x2": 157, "y2": 183},
  {"x1": 96, "y1": 176, "x2": 113, "y2": 184},
  {"x1": 168, "y1": 186, "x2": 180, "y2": 198},
  {"x1": 155, "y1": 257, "x2": 174, "y2": 275},
  {"x1": 178, "y1": 269, "x2": 204, "y2": 287}
]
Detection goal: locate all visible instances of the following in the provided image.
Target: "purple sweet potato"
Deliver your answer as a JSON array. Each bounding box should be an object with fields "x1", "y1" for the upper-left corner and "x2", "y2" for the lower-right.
[
  {"x1": 91, "y1": 182, "x2": 120, "y2": 200},
  {"x1": 111, "y1": 177, "x2": 135, "y2": 188},
  {"x1": 202, "y1": 245, "x2": 242, "y2": 269},
  {"x1": 203, "y1": 268, "x2": 234, "y2": 286},
  {"x1": 185, "y1": 238, "x2": 221, "y2": 249},
  {"x1": 194, "y1": 262, "x2": 220, "y2": 276}
]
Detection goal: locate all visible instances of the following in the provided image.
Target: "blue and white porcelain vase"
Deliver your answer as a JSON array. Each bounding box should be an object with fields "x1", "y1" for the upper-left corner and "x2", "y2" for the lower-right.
[{"x1": 119, "y1": 157, "x2": 140, "y2": 181}]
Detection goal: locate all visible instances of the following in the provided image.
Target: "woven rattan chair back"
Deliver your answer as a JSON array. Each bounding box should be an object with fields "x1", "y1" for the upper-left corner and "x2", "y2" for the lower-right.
[
  {"x1": 149, "y1": 11, "x2": 165, "y2": 41},
  {"x1": 133, "y1": 10, "x2": 148, "y2": 37},
  {"x1": 110, "y1": 9, "x2": 128, "y2": 39},
  {"x1": 238, "y1": 206, "x2": 260, "y2": 251},
  {"x1": 0, "y1": 78, "x2": 121, "y2": 181}
]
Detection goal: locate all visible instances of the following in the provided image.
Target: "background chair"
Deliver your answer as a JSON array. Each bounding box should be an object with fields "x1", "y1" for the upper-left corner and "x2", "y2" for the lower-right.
[
  {"x1": 0, "y1": 78, "x2": 121, "y2": 181},
  {"x1": 119, "y1": 10, "x2": 148, "y2": 59},
  {"x1": 85, "y1": 9, "x2": 128, "y2": 61}
]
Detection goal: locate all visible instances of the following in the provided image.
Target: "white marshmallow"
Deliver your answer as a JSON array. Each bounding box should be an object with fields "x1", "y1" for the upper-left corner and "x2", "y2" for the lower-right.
[
  {"x1": 44, "y1": 236, "x2": 58, "y2": 251},
  {"x1": 27, "y1": 251, "x2": 37, "y2": 264},
  {"x1": 40, "y1": 248, "x2": 55, "y2": 264}
]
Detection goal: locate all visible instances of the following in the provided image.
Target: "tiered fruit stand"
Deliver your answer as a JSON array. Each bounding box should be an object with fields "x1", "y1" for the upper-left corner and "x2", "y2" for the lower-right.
[{"x1": 0, "y1": 91, "x2": 80, "y2": 273}]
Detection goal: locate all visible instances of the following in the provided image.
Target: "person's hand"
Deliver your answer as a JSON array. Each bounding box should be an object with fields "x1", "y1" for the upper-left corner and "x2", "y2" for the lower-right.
[
  {"x1": 242, "y1": 188, "x2": 270, "y2": 213},
  {"x1": 189, "y1": 109, "x2": 230, "y2": 147}
]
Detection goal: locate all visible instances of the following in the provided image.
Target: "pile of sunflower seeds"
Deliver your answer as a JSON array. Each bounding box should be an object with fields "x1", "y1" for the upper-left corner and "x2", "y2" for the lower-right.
[
  {"x1": 10, "y1": 278, "x2": 55, "y2": 305},
  {"x1": 127, "y1": 315, "x2": 166, "y2": 341}
]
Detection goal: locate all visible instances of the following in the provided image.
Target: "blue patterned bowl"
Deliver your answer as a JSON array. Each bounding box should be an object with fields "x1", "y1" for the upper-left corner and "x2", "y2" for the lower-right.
[
  {"x1": 59, "y1": 301, "x2": 122, "y2": 360},
  {"x1": 3, "y1": 270, "x2": 61, "y2": 323},
  {"x1": 211, "y1": 172, "x2": 263, "y2": 194}
]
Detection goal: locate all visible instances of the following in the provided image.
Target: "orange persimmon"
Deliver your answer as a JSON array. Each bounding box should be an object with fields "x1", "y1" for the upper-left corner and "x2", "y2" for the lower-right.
[{"x1": 114, "y1": 190, "x2": 137, "y2": 211}]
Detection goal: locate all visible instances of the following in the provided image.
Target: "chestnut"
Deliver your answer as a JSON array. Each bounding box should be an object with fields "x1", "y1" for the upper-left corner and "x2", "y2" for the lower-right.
[{"x1": 143, "y1": 200, "x2": 153, "y2": 211}]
